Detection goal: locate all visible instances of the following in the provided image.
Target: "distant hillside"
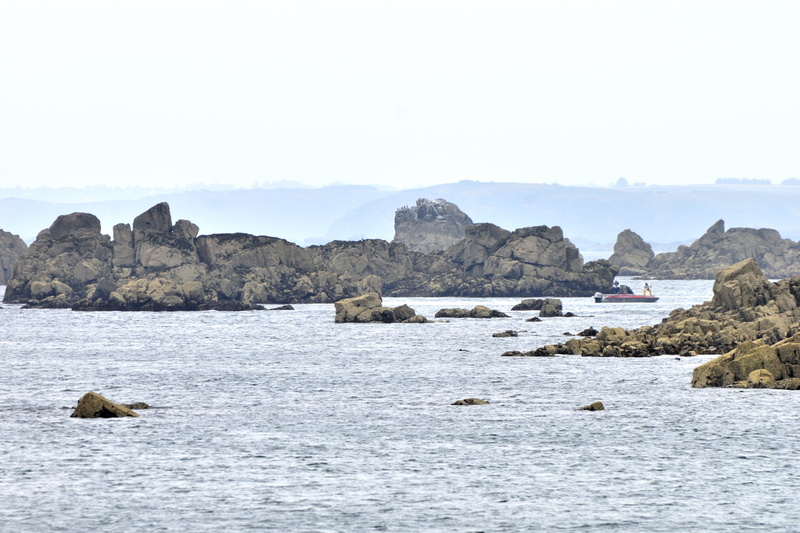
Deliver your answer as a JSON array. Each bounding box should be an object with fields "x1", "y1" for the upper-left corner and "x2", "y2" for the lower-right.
[
  {"x1": 315, "y1": 181, "x2": 800, "y2": 250},
  {"x1": 4, "y1": 182, "x2": 800, "y2": 254},
  {"x1": 0, "y1": 186, "x2": 393, "y2": 243}
]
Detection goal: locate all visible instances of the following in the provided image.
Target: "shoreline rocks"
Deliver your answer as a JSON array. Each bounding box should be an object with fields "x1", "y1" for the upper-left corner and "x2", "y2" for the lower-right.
[{"x1": 519, "y1": 260, "x2": 800, "y2": 372}]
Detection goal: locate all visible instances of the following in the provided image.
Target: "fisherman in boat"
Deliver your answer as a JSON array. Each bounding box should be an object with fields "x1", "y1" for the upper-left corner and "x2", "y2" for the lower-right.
[
  {"x1": 643, "y1": 283, "x2": 652, "y2": 296},
  {"x1": 613, "y1": 281, "x2": 620, "y2": 294}
]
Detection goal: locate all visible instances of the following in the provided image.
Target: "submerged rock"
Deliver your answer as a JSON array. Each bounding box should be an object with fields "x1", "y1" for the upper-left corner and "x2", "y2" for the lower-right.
[
  {"x1": 122, "y1": 402, "x2": 151, "y2": 410},
  {"x1": 492, "y1": 330, "x2": 518, "y2": 338},
  {"x1": 452, "y1": 398, "x2": 490, "y2": 405},
  {"x1": 500, "y1": 348, "x2": 555, "y2": 357}
]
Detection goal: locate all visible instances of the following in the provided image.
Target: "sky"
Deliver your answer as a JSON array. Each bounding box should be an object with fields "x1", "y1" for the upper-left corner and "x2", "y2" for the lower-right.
[{"x1": 1, "y1": 1, "x2": 798, "y2": 190}]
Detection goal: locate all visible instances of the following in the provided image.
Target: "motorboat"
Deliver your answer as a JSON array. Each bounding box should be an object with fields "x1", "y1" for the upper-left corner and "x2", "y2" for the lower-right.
[{"x1": 594, "y1": 292, "x2": 659, "y2": 303}]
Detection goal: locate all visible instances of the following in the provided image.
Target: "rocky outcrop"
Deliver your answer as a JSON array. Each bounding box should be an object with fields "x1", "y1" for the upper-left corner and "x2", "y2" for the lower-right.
[
  {"x1": 522, "y1": 260, "x2": 800, "y2": 372},
  {"x1": 4, "y1": 203, "x2": 616, "y2": 309},
  {"x1": 501, "y1": 348, "x2": 554, "y2": 357},
  {"x1": 393, "y1": 198, "x2": 473, "y2": 254},
  {"x1": 643, "y1": 220, "x2": 800, "y2": 279},
  {"x1": 538, "y1": 299, "x2": 563, "y2": 318},
  {"x1": 333, "y1": 292, "x2": 428, "y2": 323},
  {"x1": 71, "y1": 392, "x2": 140, "y2": 418},
  {"x1": 607, "y1": 229, "x2": 654, "y2": 276},
  {"x1": 691, "y1": 336, "x2": 800, "y2": 390},
  {"x1": 435, "y1": 306, "x2": 509, "y2": 318},
  {"x1": 511, "y1": 298, "x2": 549, "y2": 311},
  {"x1": 0, "y1": 229, "x2": 28, "y2": 285},
  {"x1": 4, "y1": 212, "x2": 113, "y2": 307},
  {"x1": 389, "y1": 223, "x2": 617, "y2": 298}
]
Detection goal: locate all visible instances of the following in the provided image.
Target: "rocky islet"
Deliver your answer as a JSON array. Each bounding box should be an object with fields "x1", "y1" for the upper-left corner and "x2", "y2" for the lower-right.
[{"x1": 3, "y1": 201, "x2": 617, "y2": 309}]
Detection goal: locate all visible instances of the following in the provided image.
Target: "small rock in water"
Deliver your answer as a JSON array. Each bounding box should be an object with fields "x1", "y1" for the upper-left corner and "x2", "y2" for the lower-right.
[
  {"x1": 122, "y1": 402, "x2": 151, "y2": 410},
  {"x1": 452, "y1": 398, "x2": 490, "y2": 405},
  {"x1": 492, "y1": 330, "x2": 518, "y2": 338},
  {"x1": 526, "y1": 317, "x2": 541, "y2": 323},
  {"x1": 500, "y1": 348, "x2": 554, "y2": 357},
  {"x1": 579, "y1": 401, "x2": 605, "y2": 411},
  {"x1": 71, "y1": 392, "x2": 140, "y2": 418},
  {"x1": 269, "y1": 304, "x2": 294, "y2": 311}
]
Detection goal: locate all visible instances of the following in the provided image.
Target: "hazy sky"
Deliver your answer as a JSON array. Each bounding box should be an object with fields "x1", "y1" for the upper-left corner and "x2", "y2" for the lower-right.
[{"x1": 2, "y1": 1, "x2": 797, "y2": 190}]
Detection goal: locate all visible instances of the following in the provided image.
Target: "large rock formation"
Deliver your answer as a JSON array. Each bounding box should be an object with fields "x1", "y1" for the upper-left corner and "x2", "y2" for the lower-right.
[
  {"x1": 389, "y1": 223, "x2": 617, "y2": 298},
  {"x1": 0, "y1": 229, "x2": 28, "y2": 285},
  {"x1": 607, "y1": 229, "x2": 654, "y2": 276},
  {"x1": 4, "y1": 212, "x2": 113, "y2": 307},
  {"x1": 525, "y1": 259, "x2": 800, "y2": 369},
  {"x1": 643, "y1": 220, "x2": 800, "y2": 279},
  {"x1": 3, "y1": 203, "x2": 616, "y2": 309},
  {"x1": 393, "y1": 198, "x2": 474, "y2": 254}
]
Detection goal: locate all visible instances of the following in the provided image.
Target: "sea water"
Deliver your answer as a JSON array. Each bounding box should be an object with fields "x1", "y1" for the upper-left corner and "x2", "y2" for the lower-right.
[{"x1": 1, "y1": 278, "x2": 798, "y2": 532}]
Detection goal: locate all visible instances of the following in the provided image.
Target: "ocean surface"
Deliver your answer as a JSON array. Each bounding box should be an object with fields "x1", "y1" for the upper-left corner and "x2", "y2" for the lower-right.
[{"x1": 1, "y1": 278, "x2": 799, "y2": 532}]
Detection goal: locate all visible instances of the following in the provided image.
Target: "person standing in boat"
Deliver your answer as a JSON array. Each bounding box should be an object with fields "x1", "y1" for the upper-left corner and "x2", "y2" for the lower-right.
[
  {"x1": 613, "y1": 281, "x2": 620, "y2": 294},
  {"x1": 643, "y1": 283, "x2": 652, "y2": 296}
]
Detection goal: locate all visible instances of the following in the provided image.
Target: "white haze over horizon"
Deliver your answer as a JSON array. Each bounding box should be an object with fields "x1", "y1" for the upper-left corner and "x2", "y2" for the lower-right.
[{"x1": 1, "y1": 1, "x2": 798, "y2": 192}]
